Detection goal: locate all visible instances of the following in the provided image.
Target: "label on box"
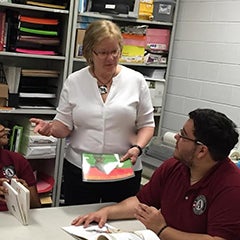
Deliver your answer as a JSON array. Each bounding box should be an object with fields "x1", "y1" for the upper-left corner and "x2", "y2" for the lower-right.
[{"x1": 158, "y1": 4, "x2": 172, "y2": 15}]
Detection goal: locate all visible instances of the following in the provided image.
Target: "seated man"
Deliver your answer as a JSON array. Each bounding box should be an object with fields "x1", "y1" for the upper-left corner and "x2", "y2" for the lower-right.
[
  {"x1": 0, "y1": 124, "x2": 41, "y2": 211},
  {"x1": 71, "y1": 108, "x2": 240, "y2": 240}
]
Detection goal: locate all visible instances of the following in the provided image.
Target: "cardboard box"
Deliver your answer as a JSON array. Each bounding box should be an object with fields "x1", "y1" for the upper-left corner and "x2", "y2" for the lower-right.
[
  {"x1": 146, "y1": 79, "x2": 165, "y2": 107},
  {"x1": 75, "y1": 29, "x2": 86, "y2": 58},
  {"x1": 0, "y1": 83, "x2": 8, "y2": 106},
  {"x1": 153, "y1": 0, "x2": 175, "y2": 22}
]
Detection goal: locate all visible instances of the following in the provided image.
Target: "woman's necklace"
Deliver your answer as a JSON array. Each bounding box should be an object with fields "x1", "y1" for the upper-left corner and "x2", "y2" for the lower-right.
[
  {"x1": 93, "y1": 70, "x2": 114, "y2": 95},
  {"x1": 97, "y1": 78, "x2": 112, "y2": 95}
]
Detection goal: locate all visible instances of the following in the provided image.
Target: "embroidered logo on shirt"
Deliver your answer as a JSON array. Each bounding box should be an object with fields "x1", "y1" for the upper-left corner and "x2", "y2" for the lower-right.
[
  {"x1": 3, "y1": 165, "x2": 16, "y2": 179},
  {"x1": 192, "y1": 195, "x2": 207, "y2": 215}
]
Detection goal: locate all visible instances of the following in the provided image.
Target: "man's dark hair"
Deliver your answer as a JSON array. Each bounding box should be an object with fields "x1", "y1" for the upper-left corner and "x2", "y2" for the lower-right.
[{"x1": 189, "y1": 108, "x2": 239, "y2": 161}]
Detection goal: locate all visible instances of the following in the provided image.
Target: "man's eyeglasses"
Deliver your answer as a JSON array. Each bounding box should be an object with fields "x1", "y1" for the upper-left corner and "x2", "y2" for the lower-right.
[
  {"x1": 178, "y1": 129, "x2": 204, "y2": 145},
  {"x1": 93, "y1": 49, "x2": 120, "y2": 59}
]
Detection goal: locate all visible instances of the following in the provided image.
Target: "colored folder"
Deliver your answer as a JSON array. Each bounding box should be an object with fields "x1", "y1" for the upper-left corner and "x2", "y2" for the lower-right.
[
  {"x1": 19, "y1": 15, "x2": 59, "y2": 25},
  {"x1": 19, "y1": 27, "x2": 58, "y2": 36}
]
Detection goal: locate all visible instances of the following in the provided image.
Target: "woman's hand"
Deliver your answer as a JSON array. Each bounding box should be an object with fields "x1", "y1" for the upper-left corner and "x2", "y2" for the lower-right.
[
  {"x1": 120, "y1": 147, "x2": 140, "y2": 165},
  {"x1": 30, "y1": 118, "x2": 53, "y2": 136}
]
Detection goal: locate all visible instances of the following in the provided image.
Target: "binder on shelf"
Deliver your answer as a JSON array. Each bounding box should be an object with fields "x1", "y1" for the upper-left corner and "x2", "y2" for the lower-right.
[
  {"x1": 0, "y1": 11, "x2": 6, "y2": 51},
  {"x1": 9, "y1": 125, "x2": 23, "y2": 153}
]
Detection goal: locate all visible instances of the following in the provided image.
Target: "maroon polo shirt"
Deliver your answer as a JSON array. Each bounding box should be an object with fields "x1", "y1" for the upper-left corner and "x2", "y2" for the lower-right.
[
  {"x1": 0, "y1": 149, "x2": 36, "y2": 211},
  {"x1": 137, "y1": 157, "x2": 240, "y2": 239}
]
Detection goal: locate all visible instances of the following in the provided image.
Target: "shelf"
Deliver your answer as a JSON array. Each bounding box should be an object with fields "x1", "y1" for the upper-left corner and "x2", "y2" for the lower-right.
[
  {"x1": 0, "y1": 51, "x2": 66, "y2": 61},
  {"x1": 73, "y1": 57, "x2": 167, "y2": 68},
  {"x1": 0, "y1": 2, "x2": 69, "y2": 14},
  {"x1": 79, "y1": 12, "x2": 173, "y2": 27},
  {"x1": 0, "y1": 108, "x2": 57, "y2": 115}
]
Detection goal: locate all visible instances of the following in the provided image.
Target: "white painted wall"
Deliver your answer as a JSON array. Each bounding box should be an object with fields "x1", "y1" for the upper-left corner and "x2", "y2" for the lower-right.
[{"x1": 161, "y1": 0, "x2": 240, "y2": 146}]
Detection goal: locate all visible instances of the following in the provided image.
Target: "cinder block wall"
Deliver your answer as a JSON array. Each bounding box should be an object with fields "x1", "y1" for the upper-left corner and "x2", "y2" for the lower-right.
[{"x1": 161, "y1": 0, "x2": 240, "y2": 146}]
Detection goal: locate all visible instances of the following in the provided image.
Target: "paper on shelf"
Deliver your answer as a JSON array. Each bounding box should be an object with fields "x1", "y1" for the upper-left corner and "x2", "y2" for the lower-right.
[{"x1": 3, "y1": 66, "x2": 21, "y2": 93}]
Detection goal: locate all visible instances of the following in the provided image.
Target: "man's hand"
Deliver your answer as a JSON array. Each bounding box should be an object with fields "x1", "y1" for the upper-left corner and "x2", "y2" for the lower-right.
[
  {"x1": 15, "y1": 178, "x2": 29, "y2": 188},
  {"x1": 134, "y1": 203, "x2": 167, "y2": 235},
  {"x1": 0, "y1": 125, "x2": 10, "y2": 146},
  {"x1": 71, "y1": 208, "x2": 109, "y2": 228},
  {"x1": 0, "y1": 178, "x2": 9, "y2": 202}
]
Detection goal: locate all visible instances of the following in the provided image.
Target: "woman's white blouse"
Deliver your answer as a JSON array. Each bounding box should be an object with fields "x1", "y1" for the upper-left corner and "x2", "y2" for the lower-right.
[{"x1": 54, "y1": 65, "x2": 155, "y2": 171}]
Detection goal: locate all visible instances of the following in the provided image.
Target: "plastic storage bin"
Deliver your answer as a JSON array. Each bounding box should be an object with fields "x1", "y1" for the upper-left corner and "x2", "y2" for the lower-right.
[{"x1": 153, "y1": 0, "x2": 175, "y2": 22}]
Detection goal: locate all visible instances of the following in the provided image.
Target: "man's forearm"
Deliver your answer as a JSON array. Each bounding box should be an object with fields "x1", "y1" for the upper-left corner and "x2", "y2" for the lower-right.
[{"x1": 107, "y1": 196, "x2": 140, "y2": 220}]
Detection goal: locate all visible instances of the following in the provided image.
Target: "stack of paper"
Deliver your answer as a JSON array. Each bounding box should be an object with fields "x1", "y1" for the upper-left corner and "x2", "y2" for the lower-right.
[
  {"x1": 15, "y1": 117, "x2": 57, "y2": 159},
  {"x1": 6, "y1": 12, "x2": 61, "y2": 55}
]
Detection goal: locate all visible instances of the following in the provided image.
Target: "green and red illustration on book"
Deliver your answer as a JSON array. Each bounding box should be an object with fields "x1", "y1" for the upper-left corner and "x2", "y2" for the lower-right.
[{"x1": 82, "y1": 153, "x2": 135, "y2": 182}]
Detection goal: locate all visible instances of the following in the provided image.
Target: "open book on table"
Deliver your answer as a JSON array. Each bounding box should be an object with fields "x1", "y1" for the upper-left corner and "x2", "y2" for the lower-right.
[
  {"x1": 62, "y1": 223, "x2": 159, "y2": 240},
  {"x1": 3, "y1": 178, "x2": 30, "y2": 225},
  {"x1": 82, "y1": 153, "x2": 135, "y2": 182}
]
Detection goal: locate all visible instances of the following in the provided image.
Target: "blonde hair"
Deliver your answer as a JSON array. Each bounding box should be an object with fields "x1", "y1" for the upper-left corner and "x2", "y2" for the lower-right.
[{"x1": 83, "y1": 20, "x2": 123, "y2": 66}]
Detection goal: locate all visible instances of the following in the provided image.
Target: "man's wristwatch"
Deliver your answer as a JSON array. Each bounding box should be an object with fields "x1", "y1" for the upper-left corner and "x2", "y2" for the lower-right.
[{"x1": 130, "y1": 144, "x2": 143, "y2": 156}]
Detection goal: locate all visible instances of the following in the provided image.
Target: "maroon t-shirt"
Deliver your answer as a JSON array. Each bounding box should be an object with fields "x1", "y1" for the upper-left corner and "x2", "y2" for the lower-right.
[
  {"x1": 0, "y1": 149, "x2": 36, "y2": 211},
  {"x1": 137, "y1": 157, "x2": 240, "y2": 239}
]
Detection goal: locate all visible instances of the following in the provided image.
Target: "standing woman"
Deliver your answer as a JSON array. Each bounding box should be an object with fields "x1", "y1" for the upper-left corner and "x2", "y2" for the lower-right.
[{"x1": 31, "y1": 20, "x2": 155, "y2": 205}]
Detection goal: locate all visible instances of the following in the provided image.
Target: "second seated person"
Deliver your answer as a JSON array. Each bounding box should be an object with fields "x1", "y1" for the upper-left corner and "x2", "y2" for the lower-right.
[{"x1": 30, "y1": 20, "x2": 155, "y2": 205}]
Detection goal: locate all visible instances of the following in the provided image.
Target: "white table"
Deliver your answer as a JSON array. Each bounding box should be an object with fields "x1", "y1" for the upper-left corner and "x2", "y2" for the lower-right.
[{"x1": 0, "y1": 203, "x2": 145, "y2": 240}]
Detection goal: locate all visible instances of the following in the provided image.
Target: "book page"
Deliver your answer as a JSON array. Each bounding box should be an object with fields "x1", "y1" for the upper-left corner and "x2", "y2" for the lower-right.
[
  {"x1": 62, "y1": 224, "x2": 159, "y2": 240},
  {"x1": 97, "y1": 229, "x2": 159, "y2": 240},
  {"x1": 62, "y1": 223, "x2": 120, "y2": 240}
]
